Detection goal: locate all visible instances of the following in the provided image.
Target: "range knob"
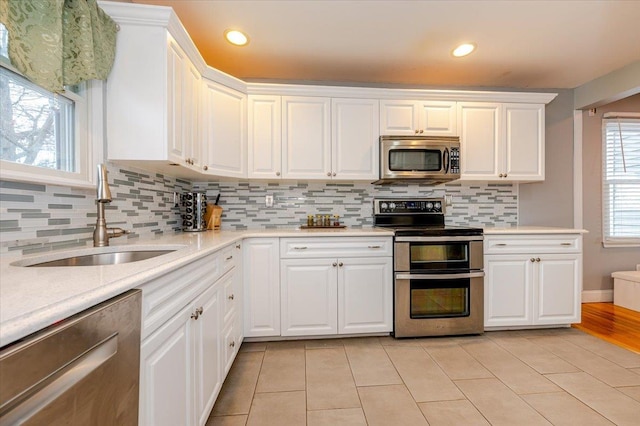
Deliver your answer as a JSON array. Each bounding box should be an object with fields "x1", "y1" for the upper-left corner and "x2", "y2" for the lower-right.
[
  {"x1": 426, "y1": 202, "x2": 433, "y2": 210},
  {"x1": 434, "y1": 201, "x2": 442, "y2": 211},
  {"x1": 381, "y1": 202, "x2": 388, "y2": 210},
  {"x1": 389, "y1": 202, "x2": 396, "y2": 209}
]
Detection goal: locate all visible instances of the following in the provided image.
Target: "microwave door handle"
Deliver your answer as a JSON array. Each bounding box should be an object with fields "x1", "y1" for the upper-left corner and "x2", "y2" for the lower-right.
[{"x1": 443, "y1": 147, "x2": 450, "y2": 173}]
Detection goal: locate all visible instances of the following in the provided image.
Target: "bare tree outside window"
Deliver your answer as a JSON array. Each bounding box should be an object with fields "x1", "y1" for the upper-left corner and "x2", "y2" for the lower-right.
[{"x1": 0, "y1": 24, "x2": 75, "y2": 173}]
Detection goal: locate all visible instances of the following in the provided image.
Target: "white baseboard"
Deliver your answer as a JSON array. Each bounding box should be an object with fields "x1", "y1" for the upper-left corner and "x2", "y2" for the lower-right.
[{"x1": 582, "y1": 289, "x2": 614, "y2": 303}]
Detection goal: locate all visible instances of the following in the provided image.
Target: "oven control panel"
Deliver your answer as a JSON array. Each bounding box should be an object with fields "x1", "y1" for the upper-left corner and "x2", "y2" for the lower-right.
[{"x1": 374, "y1": 198, "x2": 443, "y2": 214}]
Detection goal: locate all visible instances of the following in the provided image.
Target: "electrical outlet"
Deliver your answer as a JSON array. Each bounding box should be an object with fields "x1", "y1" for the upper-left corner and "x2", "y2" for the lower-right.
[{"x1": 265, "y1": 195, "x2": 274, "y2": 207}]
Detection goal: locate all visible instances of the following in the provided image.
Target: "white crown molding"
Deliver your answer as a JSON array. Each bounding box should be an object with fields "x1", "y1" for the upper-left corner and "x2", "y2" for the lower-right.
[{"x1": 246, "y1": 83, "x2": 558, "y2": 104}]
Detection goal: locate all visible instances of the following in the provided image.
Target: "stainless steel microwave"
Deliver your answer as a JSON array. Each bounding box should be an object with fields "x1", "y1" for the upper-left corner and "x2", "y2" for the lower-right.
[{"x1": 373, "y1": 135, "x2": 461, "y2": 185}]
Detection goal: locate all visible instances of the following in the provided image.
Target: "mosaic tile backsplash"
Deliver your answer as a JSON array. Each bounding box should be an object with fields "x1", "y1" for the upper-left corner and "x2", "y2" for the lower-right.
[
  {"x1": 192, "y1": 181, "x2": 517, "y2": 230},
  {"x1": 1, "y1": 162, "x2": 517, "y2": 255},
  {"x1": 0, "y1": 163, "x2": 191, "y2": 255}
]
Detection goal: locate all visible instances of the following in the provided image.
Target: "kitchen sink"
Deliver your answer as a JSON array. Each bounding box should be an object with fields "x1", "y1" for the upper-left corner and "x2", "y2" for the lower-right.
[{"x1": 13, "y1": 246, "x2": 183, "y2": 267}]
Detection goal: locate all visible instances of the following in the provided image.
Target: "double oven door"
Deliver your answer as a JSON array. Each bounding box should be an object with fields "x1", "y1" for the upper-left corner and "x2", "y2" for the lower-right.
[{"x1": 394, "y1": 236, "x2": 484, "y2": 338}]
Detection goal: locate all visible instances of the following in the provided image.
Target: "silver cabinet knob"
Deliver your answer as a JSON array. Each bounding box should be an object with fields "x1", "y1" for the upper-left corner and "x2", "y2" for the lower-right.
[
  {"x1": 419, "y1": 129, "x2": 424, "y2": 134},
  {"x1": 530, "y1": 258, "x2": 535, "y2": 262},
  {"x1": 415, "y1": 129, "x2": 419, "y2": 134},
  {"x1": 332, "y1": 172, "x2": 336, "y2": 177},
  {"x1": 230, "y1": 341, "x2": 235, "y2": 348},
  {"x1": 191, "y1": 312, "x2": 199, "y2": 320},
  {"x1": 327, "y1": 172, "x2": 331, "y2": 177},
  {"x1": 228, "y1": 294, "x2": 234, "y2": 300},
  {"x1": 536, "y1": 258, "x2": 541, "y2": 262},
  {"x1": 332, "y1": 262, "x2": 337, "y2": 267},
  {"x1": 276, "y1": 171, "x2": 281, "y2": 176},
  {"x1": 504, "y1": 174, "x2": 508, "y2": 178},
  {"x1": 196, "y1": 307, "x2": 203, "y2": 315},
  {"x1": 499, "y1": 173, "x2": 504, "y2": 178},
  {"x1": 338, "y1": 262, "x2": 343, "y2": 267},
  {"x1": 236, "y1": 244, "x2": 241, "y2": 249},
  {"x1": 203, "y1": 165, "x2": 208, "y2": 171}
]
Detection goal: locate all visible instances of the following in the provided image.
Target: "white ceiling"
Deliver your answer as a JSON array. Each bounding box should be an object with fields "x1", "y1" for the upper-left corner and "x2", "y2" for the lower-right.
[{"x1": 129, "y1": 0, "x2": 640, "y2": 89}]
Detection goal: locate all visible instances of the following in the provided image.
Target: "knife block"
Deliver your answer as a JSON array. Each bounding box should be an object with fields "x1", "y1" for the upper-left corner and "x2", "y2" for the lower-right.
[{"x1": 205, "y1": 205, "x2": 222, "y2": 230}]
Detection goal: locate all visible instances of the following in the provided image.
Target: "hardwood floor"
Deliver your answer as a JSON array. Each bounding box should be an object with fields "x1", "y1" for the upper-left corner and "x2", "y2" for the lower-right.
[{"x1": 573, "y1": 302, "x2": 640, "y2": 354}]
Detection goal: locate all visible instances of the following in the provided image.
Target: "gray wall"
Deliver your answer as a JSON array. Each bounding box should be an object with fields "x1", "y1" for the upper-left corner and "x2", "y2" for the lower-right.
[
  {"x1": 519, "y1": 89, "x2": 575, "y2": 227},
  {"x1": 582, "y1": 94, "x2": 640, "y2": 292}
]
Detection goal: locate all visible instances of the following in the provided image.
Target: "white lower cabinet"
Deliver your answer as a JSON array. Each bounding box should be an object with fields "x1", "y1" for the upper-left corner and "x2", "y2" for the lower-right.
[
  {"x1": 279, "y1": 237, "x2": 393, "y2": 337},
  {"x1": 138, "y1": 243, "x2": 243, "y2": 426},
  {"x1": 243, "y1": 238, "x2": 281, "y2": 337},
  {"x1": 484, "y1": 234, "x2": 582, "y2": 329},
  {"x1": 281, "y1": 259, "x2": 338, "y2": 336}
]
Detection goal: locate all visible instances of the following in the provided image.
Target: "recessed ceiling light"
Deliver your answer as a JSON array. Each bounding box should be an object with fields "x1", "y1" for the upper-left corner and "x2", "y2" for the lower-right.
[
  {"x1": 224, "y1": 29, "x2": 249, "y2": 46},
  {"x1": 452, "y1": 43, "x2": 476, "y2": 57}
]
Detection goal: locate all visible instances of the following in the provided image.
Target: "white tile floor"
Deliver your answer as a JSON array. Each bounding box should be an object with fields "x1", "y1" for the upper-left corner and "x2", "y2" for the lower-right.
[{"x1": 207, "y1": 328, "x2": 640, "y2": 426}]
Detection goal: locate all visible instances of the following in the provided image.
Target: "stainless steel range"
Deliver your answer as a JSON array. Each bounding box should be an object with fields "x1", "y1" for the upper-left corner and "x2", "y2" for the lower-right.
[{"x1": 373, "y1": 198, "x2": 484, "y2": 338}]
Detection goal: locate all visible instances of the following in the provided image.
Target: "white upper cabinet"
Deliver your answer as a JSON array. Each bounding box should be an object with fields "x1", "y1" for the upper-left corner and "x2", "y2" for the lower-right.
[
  {"x1": 331, "y1": 98, "x2": 379, "y2": 180},
  {"x1": 282, "y1": 96, "x2": 332, "y2": 179},
  {"x1": 250, "y1": 95, "x2": 379, "y2": 180},
  {"x1": 458, "y1": 102, "x2": 502, "y2": 180},
  {"x1": 248, "y1": 95, "x2": 282, "y2": 179},
  {"x1": 380, "y1": 100, "x2": 457, "y2": 136},
  {"x1": 503, "y1": 103, "x2": 545, "y2": 180},
  {"x1": 458, "y1": 102, "x2": 545, "y2": 182},
  {"x1": 201, "y1": 80, "x2": 247, "y2": 178}
]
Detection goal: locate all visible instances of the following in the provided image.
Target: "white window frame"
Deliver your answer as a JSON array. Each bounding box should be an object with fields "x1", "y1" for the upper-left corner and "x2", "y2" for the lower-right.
[
  {"x1": 601, "y1": 112, "x2": 640, "y2": 247},
  {"x1": 0, "y1": 62, "x2": 103, "y2": 189}
]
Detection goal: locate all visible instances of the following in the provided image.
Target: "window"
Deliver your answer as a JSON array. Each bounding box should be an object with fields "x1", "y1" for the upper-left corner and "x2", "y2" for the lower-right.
[
  {"x1": 0, "y1": 23, "x2": 99, "y2": 188},
  {"x1": 602, "y1": 113, "x2": 640, "y2": 247}
]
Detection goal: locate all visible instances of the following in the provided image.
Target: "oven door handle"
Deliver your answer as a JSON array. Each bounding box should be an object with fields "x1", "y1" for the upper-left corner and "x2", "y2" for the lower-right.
[
  {"x1": 395, "y1": 236, "x2": 484, "y2": 242},
  {"x1": 395, "y1": 272, "x2": 485, "y2": 280}
]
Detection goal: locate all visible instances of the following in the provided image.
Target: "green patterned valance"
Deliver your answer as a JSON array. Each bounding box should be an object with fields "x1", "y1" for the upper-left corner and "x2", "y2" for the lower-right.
[{"x1": 0, "y1": 0, "x2": 117, "y2": 93}]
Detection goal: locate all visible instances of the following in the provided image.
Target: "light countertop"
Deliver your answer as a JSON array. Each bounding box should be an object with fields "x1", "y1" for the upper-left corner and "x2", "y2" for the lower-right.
[
  {"x1": 483, "y1": 226, "x2": 588, "y2": 235},
  {"x1": 0, "y1": 227, "x2": 393, "y2": 347}
]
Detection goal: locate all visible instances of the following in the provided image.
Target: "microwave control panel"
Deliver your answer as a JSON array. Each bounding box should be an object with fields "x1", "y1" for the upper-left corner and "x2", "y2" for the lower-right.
[{"x1": 449, "y1": 147, "x2": 460, "y2": 174}]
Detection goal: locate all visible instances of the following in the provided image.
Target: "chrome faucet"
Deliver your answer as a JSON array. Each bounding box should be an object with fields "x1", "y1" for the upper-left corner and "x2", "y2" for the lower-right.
[{"x1": 93, "y1": 164, "x2": 129, "y2": 247}]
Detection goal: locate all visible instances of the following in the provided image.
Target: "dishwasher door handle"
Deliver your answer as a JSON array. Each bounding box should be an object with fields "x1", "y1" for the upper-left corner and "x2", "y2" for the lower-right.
[{"x1": 0, "y1": 333, "x2": 118, "y2": 424}]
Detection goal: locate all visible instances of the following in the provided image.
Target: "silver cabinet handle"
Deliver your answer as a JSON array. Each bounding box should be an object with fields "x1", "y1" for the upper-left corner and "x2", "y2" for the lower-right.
[
  {"x1": 293, "y1": 246, "x2": 308, "y2": 250},
  {"x1": 228, "y1": 294, "x2": 234, "y2": 300},
  {"x1": 368, "y1": 245, "x2": 381, "y2": 249},
  {"x1": 561, "y1": 242, "x2": 572, "y2": 246},
  {"x1": 396, "y1": 272, "x2": 485, "y2": 280},
  {"x1": 496, "y1": 243, "x2": 507, "y2": 246},
  {"x1": 226, "y1": 255, "x2": 233, "y2": 260}
]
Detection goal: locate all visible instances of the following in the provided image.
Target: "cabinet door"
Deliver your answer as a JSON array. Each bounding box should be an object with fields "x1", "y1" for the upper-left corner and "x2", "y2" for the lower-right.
[
  {"x1": 167, "y1": 37, "x2": 186, "y2": 164},
  {"x1": 282, "y1": 96, "x2": 331, "y2": 179},
  {"x1": 248, "y1": 95, "x2": 282, "y2": 179},
  {"x1": 185, "y1": 60, "x2": 202, "y2": 169},
  {"x1": 484, "y1": 255, "x2": 533, "y2": 327},
  {"x1": 331, "y1": 98, "x2": 380, "y2": 180},
  {"x1": 338, "y1": 257, "x2": 393, "y2": 334},
  {"x1": 243, "y1": 238, "x2": 281, "y2": 337},
  {"x1": 458, "y1": 102, "x2": 502, "y2": 180},
  {"x1": 280, "y1": 258, "x2": 338, "y2": 336},
  {"x1": 202, "y1": 80, "x2": 247, "y2": 177},
  {"x1": 534, "y1": 254, "x2": 581, "y2": 325},
  {"x1": 418, "y1": 101, "x2": 457, "y2": 136},
  {"x1": 140, "y1": 303, "x2": 193, "y2": 426},
  {"x1": 503, "y1": 103, "x2": 544, "y2": 181},
  {"x1": 193, "y1": 283, "x2": 222, "y2": 426},
  {"x1": 379, "y1": 100, "x2": 419, "y2": 135}
]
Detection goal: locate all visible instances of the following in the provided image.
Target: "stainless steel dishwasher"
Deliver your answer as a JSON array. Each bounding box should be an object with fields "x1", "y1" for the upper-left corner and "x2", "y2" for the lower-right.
[{"x1": 0, "y1": 290, "x2": 141, "y2": 425}]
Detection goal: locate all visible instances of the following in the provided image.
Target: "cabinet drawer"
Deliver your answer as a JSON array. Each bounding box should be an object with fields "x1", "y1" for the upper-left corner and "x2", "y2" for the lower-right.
[
  {"x1": 222, "y1": 322, "x2": 238, "y2": 374},
  {"x1": 138, "y1": 253, "x2": 221, "y2": 340},
  {"x1": 221, "y1": 244, "x2": 237, "y2": 273},
  {"x1": 484, "y1": 234, "x2": 582, "y2": 254},
  {"x1": 221, "y1": 270, "x2": 237, "y2": 327},
  {"x1": 280, "y1": 237, "x2": 393, "y2": 258}
]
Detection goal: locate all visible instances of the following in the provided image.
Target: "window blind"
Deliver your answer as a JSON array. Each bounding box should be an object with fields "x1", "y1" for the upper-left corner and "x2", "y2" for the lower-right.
[{"x1": 602, "y1": 116, "x2": 640, "y2": 247}]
